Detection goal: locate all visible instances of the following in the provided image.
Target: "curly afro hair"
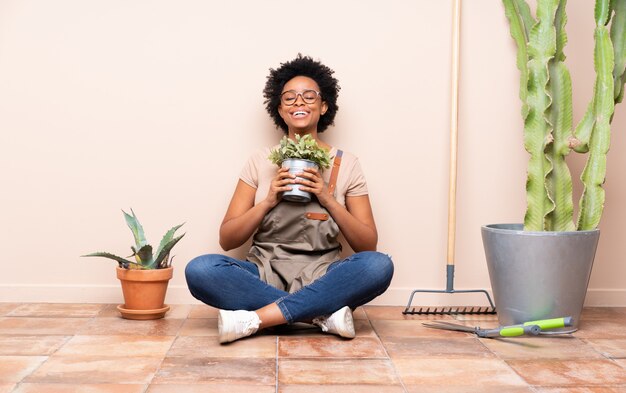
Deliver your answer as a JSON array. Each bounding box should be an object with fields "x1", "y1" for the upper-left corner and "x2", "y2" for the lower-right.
[{"x1": 263, "y1": 54, "x2": 340, "y2": 133}]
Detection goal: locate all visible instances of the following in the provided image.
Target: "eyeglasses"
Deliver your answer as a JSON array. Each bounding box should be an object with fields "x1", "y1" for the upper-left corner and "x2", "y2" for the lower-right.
[{"x1": 280, "y1": 90, "x2": 321, "y2": 106}]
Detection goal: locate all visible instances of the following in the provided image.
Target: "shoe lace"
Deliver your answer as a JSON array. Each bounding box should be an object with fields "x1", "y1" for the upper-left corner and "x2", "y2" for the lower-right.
[
  {"x1": 240, "y1": 315, "x2": 260, "y2": 335},
  {"x1": 312, "y1": 315, "x2": 330, "y2": 332}
]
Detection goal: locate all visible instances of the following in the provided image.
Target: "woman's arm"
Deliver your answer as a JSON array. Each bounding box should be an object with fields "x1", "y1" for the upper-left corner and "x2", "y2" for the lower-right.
[
  {"x1": 219, "y1": 168, "x2": 296, "y2": 251},
  {"x1": 296, "y1": 168, "x2": 378, "y2": 252},
  {"x1": 323, "y1": 194, "x2": 378, "y2": 252}
]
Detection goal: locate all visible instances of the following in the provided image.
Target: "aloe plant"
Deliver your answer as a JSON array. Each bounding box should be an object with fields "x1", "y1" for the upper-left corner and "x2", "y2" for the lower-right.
[
  {"x1": 504, "y1": 0, "x2": 626, "y2": 231},
  {"x1": 268, "y1": 134, "x2": 332, "y2": 170},
  {"x1": 82, "y1": 209, "x2": 185, "y2": 269}
]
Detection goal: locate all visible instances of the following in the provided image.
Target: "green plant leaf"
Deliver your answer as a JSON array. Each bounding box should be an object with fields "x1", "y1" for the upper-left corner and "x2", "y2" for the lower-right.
[
  {"x1": 503, "y1": 0, "x2": 535, "y2": 118},
  {"x1": 81, "y1": 252, "x2": 140, "y2": 269},
  {"x1": 573, "y1": 99, "x2": 596, "y2": 153},
  {"x1": 154, "y1": 223, "x2": 184, "y2": 263},
  {"x1": 135, "y1": 244, "x2": 154, "y2": 268},
  {"x1": 154, "y1": 233, "x2": 185, "y2": 268},
  {"x1": 611, "y1": 0, "x2": 626, "y2": 102},
  {"x1": 554, "y1": 0, "x2": 568, "y2": 62},
  {"x1": 595, "y1": 0, "x2": 611, "y2": 25},
  {"x1": 523, "y1": 0, "x2": 560, "y2": 231},
  {"x1": 267, "y1": 134, "x2": 332, "y2": 169},
  {"x1": 577, "y1": 24, "x2": 615, "y2": 230},
  {"x1": 545, "y1": 60, "x2": 575, "y2": 231},
  {"x1": 123, "y1": 209, "x2": 147, "y2": 249}
]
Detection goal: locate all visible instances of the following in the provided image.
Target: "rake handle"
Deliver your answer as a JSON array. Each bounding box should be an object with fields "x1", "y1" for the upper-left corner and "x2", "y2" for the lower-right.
[{"x1": 447, "y1": 0, "x2": 461, "y2": 267}]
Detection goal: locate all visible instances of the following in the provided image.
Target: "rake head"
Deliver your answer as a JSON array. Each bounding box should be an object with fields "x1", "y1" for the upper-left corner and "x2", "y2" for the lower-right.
[
  {"x1": 402, "y1": 286, "x2": 497, "y2": 315},
  {"x1": 402, "y1": 306, "x2": 496, "y2": 315}
]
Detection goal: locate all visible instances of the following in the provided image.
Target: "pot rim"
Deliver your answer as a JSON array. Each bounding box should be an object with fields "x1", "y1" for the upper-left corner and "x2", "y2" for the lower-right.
[
  {"x1": 116, "y1": 266, "x2": 173, "y2": 281},
  {"x1": 281, "y1": 158, "x2": 319, "y2": 166},
  {"x1": 482, "y1": 223, "x2": 600, "y2": 236}
]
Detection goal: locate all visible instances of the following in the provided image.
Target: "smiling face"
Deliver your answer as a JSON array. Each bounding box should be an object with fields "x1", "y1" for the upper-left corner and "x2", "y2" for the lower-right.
[{"x1": 278, "y1": 76, "x2": 328, "y2": 135}]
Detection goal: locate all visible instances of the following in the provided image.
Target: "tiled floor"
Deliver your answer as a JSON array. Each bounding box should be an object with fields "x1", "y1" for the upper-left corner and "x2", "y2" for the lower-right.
[{"x1": 1, "y1": 303, "x2": 626, "y2": 392}]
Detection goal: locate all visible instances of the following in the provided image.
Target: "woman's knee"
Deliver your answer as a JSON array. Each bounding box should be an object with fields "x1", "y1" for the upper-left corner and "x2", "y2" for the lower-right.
[
  {"x1": 353, "y1": 251, "x2": 394, "y2": 286},
  {"x1": 372, "y1": 251, "x2": 394, "y2": 284},
  {"x1": 184, "y1": 254, "x2": 224, "y2": 285}
]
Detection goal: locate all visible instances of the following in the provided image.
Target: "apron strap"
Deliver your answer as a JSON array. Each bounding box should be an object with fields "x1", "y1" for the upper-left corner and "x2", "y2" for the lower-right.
[{"x1": 327, "y1": 149, "x2": 343, "y2": 195}]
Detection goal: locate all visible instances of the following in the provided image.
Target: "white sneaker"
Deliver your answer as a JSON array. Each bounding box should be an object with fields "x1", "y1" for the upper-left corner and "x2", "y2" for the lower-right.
[
  {"x1": 218, "y1": 310, "x2": 261, "y2": 343},
  {"x1": 312, "y1": 306, "x2": 355, "y2": 338}
]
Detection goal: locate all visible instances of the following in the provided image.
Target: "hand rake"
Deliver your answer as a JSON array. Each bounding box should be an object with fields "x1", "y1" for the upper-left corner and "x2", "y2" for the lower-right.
[{"x1": 403, "y1": 0, "x2": 496, "y2": 316}]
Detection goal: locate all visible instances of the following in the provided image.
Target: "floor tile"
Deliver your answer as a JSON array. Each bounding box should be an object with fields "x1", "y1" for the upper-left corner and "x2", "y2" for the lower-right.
[
  {"x1": 392, "y1": 357, "x2": 527, "y2": 387},
  {"x1": 3, "y1": 302, "x2": 626, "y2": 393},
  {"x1": 14, "y1": 383, "x2": 147, "y2": 393},
  {"x1": 147, "y1": 384, "x2": 276, "y2": 393},
  {"x1": 574, "y1": 320, "x2": 626, "y2": 339},
  {"x1": 0, "y1": 384, "x2": 14, "y2": 393},
  {"x1": 581, "y1": 307, "x2": 626, "y2": 320},
  {"x1": 278, "y1": 359, "x2": 399, "y2": 385},
  {"x1": 168, "y1": 335, "x2": 276, "y2": 358},
  {"x1": 534, "y1": 386, "x2": 626, "y2": 392},
  {"x1": 78, "y1": 317, "x2": 184, "y2": 336},
  {"x1": 0, "y1": 356, "x2": 47, "y2": 383},
  {"x1": 479, "y1": 336, "x2": 604, "y2": 360},
  {"x1": 507, "y1": 358, "x2": 626, "y2": 386},
  {"x1": 352, "y1": 306, "x2": 367, "y2": 320},
  {"x1": 382, "y1": 336, "x2": 494, "y2": 358},
  {"x1": 278, "y1": 336, "x2": 386, "y2": 358},
  {"x1": 581, "y1": 339, "x2": 626, "y2": 359},
  {"x1": 354, "y1": 319, "x2": 377, "y2": 337},
  {"x1": 371, "y1": 319, "x2": 473, "y2": 338},
  {"x1": 55, "y1": 335, "x2": 175, "y2": 357},
  {"x1": 153, "y1": 357, "x2": 275, "y2": 385},
  {"x1": 0, "y1": 335, "x2": 69, "y2": 355},
  {"x1": 25, "y1": 355, "x2": 162, "y2": 384},
  {"x1": 0, "y1": 304, "x2": 20, "y2": 316},
  {"x1": 162, "y1": 304, "x2": 192, "y2": 319},
  {"x1": 8, "y1": 303, "x2": 105, "y2": 318},
  {"x1": 451, "y1": 313, "x2": 500, "y2": 322},
  {"x1": 405, "y1": 386, "x2": 535, "y2": 392},
  {"x1": 96, "y1": 304, "x2": 124, "y2": 318},
  {"x1": 177, "y1": 318, "x2": 218, "y2": 336},
  {"x1": 0, "y1": 317, "x2": 91, "y2": 335},
  {"x1": 279, "y1": 385, "x2": 406, "y2": 393},
  {"x1": 365, "y1": 305, "x2": 456, "y2": 321},
  {"x1": 187, "y1": 305, "x2": 218, "y2": 319}
]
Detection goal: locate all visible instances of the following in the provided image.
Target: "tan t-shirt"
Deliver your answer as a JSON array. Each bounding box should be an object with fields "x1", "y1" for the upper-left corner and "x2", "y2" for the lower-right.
[{"x1": 239, "y1": 146, "x2": 368, "y2": 206}]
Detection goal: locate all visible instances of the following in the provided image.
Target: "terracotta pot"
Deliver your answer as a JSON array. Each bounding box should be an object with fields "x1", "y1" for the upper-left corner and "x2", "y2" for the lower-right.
[{"x1": 116, "y1": 266, "x2": 173, "y2": 320}]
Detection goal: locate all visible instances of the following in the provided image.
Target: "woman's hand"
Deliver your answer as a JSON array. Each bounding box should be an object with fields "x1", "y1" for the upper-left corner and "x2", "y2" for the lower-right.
[
  {"x1": 266, "y1": 167, "x2": 296, "y2": 207},
  {"x1": 295, "y1": 167, "x2": 333, "y2": 207}
]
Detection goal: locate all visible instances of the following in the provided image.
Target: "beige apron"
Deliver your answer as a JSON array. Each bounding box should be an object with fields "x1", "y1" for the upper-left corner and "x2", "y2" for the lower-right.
[{"x1": 246, "y1": 150, "x2": 344, "y2": 293}]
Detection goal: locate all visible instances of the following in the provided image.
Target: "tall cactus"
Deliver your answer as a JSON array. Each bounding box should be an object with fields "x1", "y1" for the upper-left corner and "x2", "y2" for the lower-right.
[{"x1": 503, "y1": 0, "x2": 626, "y2": 231}]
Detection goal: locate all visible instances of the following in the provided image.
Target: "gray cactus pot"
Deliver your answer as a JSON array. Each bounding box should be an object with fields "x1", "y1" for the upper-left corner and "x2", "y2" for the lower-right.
[
  {"x1": 481, "y1": 223, "x2": 600, "y2": 333},
  {"x1": 281, "y1": 159, "x2": 318, "y2": 203}
]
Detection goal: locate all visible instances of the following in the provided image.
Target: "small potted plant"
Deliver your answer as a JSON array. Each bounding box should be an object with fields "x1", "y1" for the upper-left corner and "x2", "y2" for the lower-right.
[
  {"x1": 268, "y1": 134, "x2": 332, "y2": 202},
  {"x1": 482, "y1": 0, "x2": 626, "y2": 331},
  {"x1": 82, "y1": 209, "x2": 185, "y2": 320}
]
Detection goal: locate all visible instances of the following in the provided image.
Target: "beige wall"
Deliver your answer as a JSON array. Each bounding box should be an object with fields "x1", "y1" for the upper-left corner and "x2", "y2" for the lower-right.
[{"x1": 1, "y1": 0, "x2": 624, "y2": 305}]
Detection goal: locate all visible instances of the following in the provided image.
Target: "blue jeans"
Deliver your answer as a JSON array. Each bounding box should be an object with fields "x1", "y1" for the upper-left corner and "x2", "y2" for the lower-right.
[{"x1": 185, "y1": 251, "x2": 394, "y2": 323}]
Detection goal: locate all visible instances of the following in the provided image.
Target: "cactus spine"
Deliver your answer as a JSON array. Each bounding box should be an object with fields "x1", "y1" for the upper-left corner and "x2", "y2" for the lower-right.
[{"x1": 503, "y1": 0, "x2": 626, "y2": 231}]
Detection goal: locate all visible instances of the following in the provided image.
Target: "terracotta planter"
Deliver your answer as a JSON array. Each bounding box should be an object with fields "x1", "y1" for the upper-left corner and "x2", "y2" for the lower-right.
[{"x1": 116, "y1": 266, "x2": 173, "y2": 320}]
